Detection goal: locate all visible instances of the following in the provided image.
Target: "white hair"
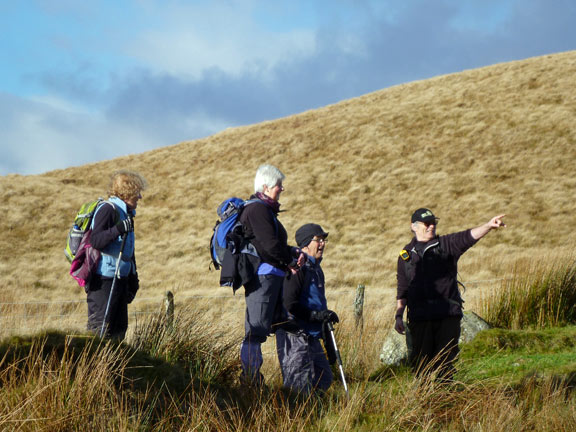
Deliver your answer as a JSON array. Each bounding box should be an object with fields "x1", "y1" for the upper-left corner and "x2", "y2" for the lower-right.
[{"x1": 254, "y1": 164, "x2": 285, "y2": 193}]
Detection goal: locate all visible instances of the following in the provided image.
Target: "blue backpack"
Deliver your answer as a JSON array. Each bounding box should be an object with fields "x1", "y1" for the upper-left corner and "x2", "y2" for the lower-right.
[{"x1": 210, "y1": 197, "x2": 259, "y2": 271}]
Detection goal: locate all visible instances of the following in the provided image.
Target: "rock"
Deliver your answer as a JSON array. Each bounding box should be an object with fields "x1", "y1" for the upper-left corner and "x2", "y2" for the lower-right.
[
  {"x1": 379, "y1": 311, "x2": 491, "y2": 365},
  {"x1": 459, "y1": 311, "x2": 491, "y2": 343},
  {"x1": 379, "y1": 322, "x2": 411, "y2": 366}
]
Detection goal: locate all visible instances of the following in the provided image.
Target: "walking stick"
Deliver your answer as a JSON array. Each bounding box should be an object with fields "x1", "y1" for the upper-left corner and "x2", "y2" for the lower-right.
[
  {"x1": 326, "y1": 321, "x2": 349, "y2": 398},
  {"x1": 100, "y1": 232, "x2": 128, "y2": 337}
]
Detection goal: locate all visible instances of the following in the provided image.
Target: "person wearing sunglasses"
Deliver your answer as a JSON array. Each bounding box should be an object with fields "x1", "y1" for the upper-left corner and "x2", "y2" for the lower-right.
[
  {"x1": 394, "y1": 208, "x2": 506, "y2": 380},
  {"x1": 275, "y1": 223, "x2": 339, "y2": 395}
]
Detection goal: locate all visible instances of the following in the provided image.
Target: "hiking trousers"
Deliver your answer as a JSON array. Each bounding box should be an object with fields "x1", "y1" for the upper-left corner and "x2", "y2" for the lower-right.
[
  {"x1": 240, "y1": 273, "x2": 284, "y2": 383},
  {"x1": 86, "y1": 275, "x2": 129, "y2": 340},
  {"x1": 408, "y1": 316, "x2": 461, "y2": 380},
  {"x1": 276, "y1": 329, "x2": 333, "y2": 395}
]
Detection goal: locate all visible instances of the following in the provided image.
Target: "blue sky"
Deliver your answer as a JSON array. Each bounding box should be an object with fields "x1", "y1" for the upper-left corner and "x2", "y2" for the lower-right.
[{"x1": 1, "y1": 0, "x2": 575, "y2": 175}]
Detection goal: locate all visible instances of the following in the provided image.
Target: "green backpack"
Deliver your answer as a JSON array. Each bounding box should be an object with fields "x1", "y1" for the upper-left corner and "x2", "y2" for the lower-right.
[{"x1": 64, "y1": 198, "x2": 104, "y2": 263}]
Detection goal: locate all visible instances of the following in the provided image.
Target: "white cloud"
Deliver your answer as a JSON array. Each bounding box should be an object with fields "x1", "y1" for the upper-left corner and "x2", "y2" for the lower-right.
[
  {"x1": 122, "y1": 2, "x2": 317, "y2": 79},
  {"x1": 0, "y1": 93, "x2": 162, "y2": 175}
]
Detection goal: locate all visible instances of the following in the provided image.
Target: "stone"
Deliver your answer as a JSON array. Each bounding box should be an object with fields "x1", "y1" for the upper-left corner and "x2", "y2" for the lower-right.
[
  {"x1": 459, "y1": 311, "x2": 491, "y2": 343},
  {"x1": 379, "y1": 321, "x2": 411, "y2": 366}
]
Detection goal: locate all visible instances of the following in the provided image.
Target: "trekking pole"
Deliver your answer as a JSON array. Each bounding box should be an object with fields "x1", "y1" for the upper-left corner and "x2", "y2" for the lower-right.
[
  {"x1": 100, "y1": 232, "x2": 128, "y2": 338},
  {"x1": 326, "y1": 321, "x2": 349, "y2": 398}
]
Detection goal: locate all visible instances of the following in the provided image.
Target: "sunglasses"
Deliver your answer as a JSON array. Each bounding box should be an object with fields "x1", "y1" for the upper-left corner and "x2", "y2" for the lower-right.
[
  {"x1": 310, "y1": 238, "x2": 328, "y2": 244},
  {"x1": 416, "y1": 219, "x2": 438, "y2": 227}
]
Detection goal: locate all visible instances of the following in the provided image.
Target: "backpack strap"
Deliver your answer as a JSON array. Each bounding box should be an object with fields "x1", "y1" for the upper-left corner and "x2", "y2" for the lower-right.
[
  {"x1": 91, "y1": 200, "x2": 120, "y2": 230},
  {"x1": 400, "y1": 248, "x2": 416, "y2": 283}
]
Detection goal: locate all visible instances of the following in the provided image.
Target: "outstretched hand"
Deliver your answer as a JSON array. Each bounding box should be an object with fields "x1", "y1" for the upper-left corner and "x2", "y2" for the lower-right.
[
  {"x1": 471, "y1": 214, "x2": 507, "y2": 240},
  {"x1": 488, "y1": 214, "x2": 506, "y2": 229}
]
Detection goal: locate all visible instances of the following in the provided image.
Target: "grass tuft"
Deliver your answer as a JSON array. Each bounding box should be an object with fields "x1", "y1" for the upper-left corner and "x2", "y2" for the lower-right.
[
  {"x1": 130, "y1": 305, "x2": 240, "y2": 385},
  {"x1": 480, "y1": 255, "x2": 576, "y2": 329}
]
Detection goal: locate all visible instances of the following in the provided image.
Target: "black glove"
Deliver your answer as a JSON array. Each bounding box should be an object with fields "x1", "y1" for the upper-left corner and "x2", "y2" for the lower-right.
[
  {"x1": 309, "y1": 309, "x2": 339, "y2": 324},
  {"x1": 116, "y1": 217, "x2": 134, "y2": 235},
  {"x1": 321, "y1": 322, "x2": 337, "y2": 365},
  {"x1": 291, "y1": 247, "x2": 302, "y2": 258}
]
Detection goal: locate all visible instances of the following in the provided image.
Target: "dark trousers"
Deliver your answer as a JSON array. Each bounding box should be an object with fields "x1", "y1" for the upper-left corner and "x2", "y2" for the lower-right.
[
  {"x1": 86, "y1": 275, "x2": 129, "y2": 340},
  {"x1": 240, "y1": 274, "x2": 284, "y2": 383},
  {"x1": 408, "y1": 316, "x2": 461, "y2": 380}
]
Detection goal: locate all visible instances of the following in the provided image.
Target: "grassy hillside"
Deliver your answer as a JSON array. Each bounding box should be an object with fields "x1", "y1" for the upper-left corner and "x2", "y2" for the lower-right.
[{"x1": 1, "y1": 51, "x2": 575, "y2": 334}]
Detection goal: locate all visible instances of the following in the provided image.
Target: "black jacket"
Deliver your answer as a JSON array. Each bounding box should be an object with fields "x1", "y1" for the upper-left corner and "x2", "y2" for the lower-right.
[
  {"x1": 239, "y1": 197, "x2": 293, "y2": 271},
  {"x1": 397, "y1": 229, "x2": 477, "y2": 321}
]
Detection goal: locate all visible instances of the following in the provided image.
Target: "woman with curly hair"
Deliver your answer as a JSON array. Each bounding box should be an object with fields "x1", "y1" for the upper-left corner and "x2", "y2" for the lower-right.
[{"x1": 87, "y1": 170, "x2": 147, "y2": 339}]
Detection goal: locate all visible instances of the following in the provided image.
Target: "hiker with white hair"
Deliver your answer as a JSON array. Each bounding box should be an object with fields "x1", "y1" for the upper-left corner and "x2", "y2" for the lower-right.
[
  {"x1": 394, "y1": 208, "x2": 506, "y2": 380},
  {"x1": 237, "y1": 164, "x2": 307, "y2": 386}
]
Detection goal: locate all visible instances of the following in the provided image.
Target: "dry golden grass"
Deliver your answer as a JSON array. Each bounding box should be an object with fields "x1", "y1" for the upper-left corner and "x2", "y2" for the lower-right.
[
  {"x1": 2, "y1": 331, "x2": 574, "y2": 431},
  {"x1": 1, "y1": 51, "x2": 576, "y2": 345}
]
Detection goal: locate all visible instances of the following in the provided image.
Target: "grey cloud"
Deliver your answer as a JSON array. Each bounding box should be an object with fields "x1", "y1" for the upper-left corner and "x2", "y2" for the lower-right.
[{"x1": 104, "y1": 0, "x2": 576, "y2": 143}]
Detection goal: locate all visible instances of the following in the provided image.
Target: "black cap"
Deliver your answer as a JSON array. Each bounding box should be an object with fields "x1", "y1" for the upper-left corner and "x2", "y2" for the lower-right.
[
  {"x1": 295, "y1": 223, "x2": 329, "y2": 247},
  {"x1": 411, "y1": 208, "x2": 438, "y2": 223}
]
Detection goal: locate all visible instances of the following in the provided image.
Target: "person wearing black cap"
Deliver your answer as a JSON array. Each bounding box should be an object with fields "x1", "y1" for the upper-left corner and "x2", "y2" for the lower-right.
[
  {"x1": 394, "y1": 208, "x2": 506, "y2": 380},
  {"x1": 275, "y1": 223, "x2": 339, "y2": 395}
]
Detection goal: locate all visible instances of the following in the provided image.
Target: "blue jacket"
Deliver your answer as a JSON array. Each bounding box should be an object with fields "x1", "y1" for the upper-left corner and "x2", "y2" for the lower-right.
[
  {"x1": 283, "y1": 256, "x2": 328, "y2": 338},
  {"x1": 91, "y1": 196, "x2": 136, "y2": 278}
]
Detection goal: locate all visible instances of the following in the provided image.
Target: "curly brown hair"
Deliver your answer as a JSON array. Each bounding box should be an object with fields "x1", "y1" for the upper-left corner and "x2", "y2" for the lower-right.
[{"x1": 108, "y1": 170, "x2": 148, "y2": 201}]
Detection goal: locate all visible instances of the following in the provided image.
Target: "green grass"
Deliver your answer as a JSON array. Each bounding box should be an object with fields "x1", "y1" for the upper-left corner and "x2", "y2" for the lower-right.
[
  {"x1": 459, "y1": 352, "x2": 576, "y2": 381},
  {"x1": 458, "y1": 326, "x2": 576, "y2": 383},
  {"x1": 463, "y1": 326, "x2": 576, "y2": 354},
  {"x1": 369, "y1": 326, "x2": 576, "y2": 387}
]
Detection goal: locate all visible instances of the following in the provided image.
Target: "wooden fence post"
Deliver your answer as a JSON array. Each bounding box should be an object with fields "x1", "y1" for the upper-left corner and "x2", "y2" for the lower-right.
[
  {"x1": 354, "y1": 284, "x2": 365, "y2": 331},
  {"x1": 165, "y1": 291, "x2": 174, "y2": 330}
]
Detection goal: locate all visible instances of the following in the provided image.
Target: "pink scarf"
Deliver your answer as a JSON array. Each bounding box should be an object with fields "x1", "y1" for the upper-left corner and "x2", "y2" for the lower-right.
[{"x1": 255, "y1": 192, "x2": 281, "y2": 213}]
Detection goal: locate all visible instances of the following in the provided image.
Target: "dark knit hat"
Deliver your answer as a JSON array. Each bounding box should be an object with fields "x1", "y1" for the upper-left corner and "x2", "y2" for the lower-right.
[{"x1": 295, "y1": 223, "x2": 329, "y2": 247}]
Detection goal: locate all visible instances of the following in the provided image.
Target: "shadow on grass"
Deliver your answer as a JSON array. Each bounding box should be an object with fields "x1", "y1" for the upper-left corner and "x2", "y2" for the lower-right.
[{"x1": 0, "y1": 329, "x2": 335, "y2": 429}]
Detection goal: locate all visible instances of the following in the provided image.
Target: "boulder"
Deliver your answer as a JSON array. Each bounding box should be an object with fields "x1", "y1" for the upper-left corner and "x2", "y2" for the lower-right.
[
  {"x1": 379, "y1": 323, "x2": 411, "y2": 366},
  {"x1": 379, "y1": 311, "x2": 491, "y2": 365},
  {"x1": 459, "y1": 310, "x2": 491, "y2": 343}
]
